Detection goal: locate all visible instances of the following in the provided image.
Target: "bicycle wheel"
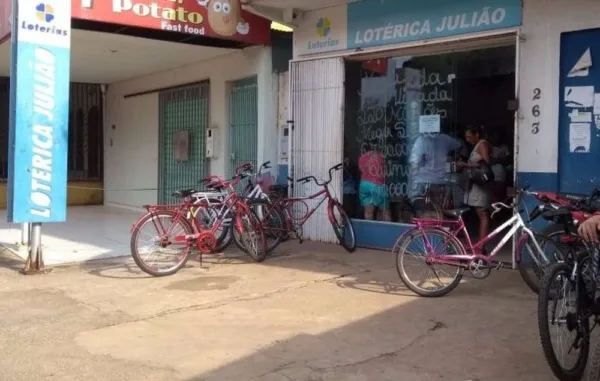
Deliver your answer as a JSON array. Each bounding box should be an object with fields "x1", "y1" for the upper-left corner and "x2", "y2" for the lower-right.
[
  {"x1": 233, "y1": 208, "x2": 268, "y2": 262},
  {"x1": 538, "y1": 262, "x2": 590, "y2": 381},
  {"x1": 130, "y1": 210, "x2": 194, "y2": 277},
  {"x1": 396, "y1": 197, "x2": 416, "y2": 224},
  {"x1": 516, "y1": 232, "x2": 567, "y2": 294},
  {"x1": 411, "y1": 196, "x2": 443, "y2": 219},
  {"x1": 195, "y1": 201, "x2": 233, "y2": 253},
  {"x1": 544, "y1": 223, "x2": 585, "y2": 262},
  {"x1": 395, "y1": 227, "x2": 463, "y2": 297},
  {"x1": 584, "y1": 330, "x2": 600, "y2": 380},
  {"x1": 235, "y1": 199, "x2": 285, "y2": 254},
  {"x1": 329, "y1": 201, "x2": 356, "y2": 252}
]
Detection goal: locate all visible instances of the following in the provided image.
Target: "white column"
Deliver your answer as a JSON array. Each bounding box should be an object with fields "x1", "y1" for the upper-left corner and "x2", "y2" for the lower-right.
[{"x1": 256, "y1": 47, "x2": 278, "y2": 169}]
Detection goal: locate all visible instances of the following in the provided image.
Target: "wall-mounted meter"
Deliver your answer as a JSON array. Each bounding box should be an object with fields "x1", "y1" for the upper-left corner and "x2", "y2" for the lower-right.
[
  {"x1": 206, "y1": 127, "x2": 218, "y2": 158},
  {"x1": 278, "y1": 125, "x2": 289, "y2": 163}
]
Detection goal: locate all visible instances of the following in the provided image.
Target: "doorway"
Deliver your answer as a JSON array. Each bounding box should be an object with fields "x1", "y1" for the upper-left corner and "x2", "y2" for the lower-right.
[
  {"x1": 342, "y1": 43, "x2": 517, "y2": 241},
  {"x1": 158, "y1": 82, "x2": 210, "y2": 204},
  {"x1": 229, "y1": 76, "x2": 258, "y2": 183}
]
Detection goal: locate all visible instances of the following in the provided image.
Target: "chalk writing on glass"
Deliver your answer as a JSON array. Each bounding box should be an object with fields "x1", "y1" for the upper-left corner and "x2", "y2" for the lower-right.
[{"x1": 356, "y1": 65, "x2": 454, "y2": 200}]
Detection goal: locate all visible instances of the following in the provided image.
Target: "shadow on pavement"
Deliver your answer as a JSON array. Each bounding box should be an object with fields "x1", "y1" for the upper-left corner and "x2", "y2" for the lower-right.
[
  {"x1": 0, "y1": 247, "x2": 26, "y2": 272},
  {"x1": 167, "y1": 264, "x2": 551, "y2": 381}
]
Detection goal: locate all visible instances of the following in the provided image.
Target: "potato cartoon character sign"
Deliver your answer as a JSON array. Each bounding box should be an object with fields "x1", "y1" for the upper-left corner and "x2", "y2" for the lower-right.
[{"x1": 196, "y1": 0, "x2": 250, "y2": 36}]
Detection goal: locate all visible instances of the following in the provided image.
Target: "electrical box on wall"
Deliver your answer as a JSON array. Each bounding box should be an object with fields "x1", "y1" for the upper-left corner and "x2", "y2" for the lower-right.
[
  {"x1": 278, "y1": 125, "x2": 289, "y2": 163},
  {"x1": 173, "y1": 131, "x2": 190, "y2": 162},
  {"x1": 206, "y1": 127, "x2": 218, "y2": 158}
]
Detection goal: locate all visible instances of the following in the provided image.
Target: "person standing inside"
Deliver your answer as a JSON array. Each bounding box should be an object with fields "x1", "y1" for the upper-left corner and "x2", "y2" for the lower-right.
[
  {"x1": 457, "y1": 126, "x2": 492, "y2": 240},
  {"x1": 409, "y1": 132, "x2": 462, "y2": 209},
  {"x1": 342, "y1": 155, "x2": 359, "y2": 218},
  {"x1": 358, "y1": 143, "x2": 391, "y2": 221}
]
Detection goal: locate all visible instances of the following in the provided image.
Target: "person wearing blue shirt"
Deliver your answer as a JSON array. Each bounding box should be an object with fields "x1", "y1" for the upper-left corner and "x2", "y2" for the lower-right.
[{"x1": 408, "y1": 132, "x2": 462, "y2": 210}]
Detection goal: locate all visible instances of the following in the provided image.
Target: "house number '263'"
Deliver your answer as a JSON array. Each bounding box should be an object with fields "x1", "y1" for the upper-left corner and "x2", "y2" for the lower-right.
[{"x1": 531, "y1": 88, "x2": 541, "y2": 134}]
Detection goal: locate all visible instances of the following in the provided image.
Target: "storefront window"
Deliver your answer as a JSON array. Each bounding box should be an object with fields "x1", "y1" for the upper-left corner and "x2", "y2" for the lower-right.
[{"x1": 343, "y1": 46, "x2": 516, "y2": 225}]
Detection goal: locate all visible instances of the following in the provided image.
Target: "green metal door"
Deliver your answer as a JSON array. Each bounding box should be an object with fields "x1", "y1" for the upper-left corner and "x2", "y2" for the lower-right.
[
  {"x1": 159, "y1": 82, "x2": 210, "y2": 203},
  {"x1": 229, "y1": 76, "x2": 258, "y2": 178}
]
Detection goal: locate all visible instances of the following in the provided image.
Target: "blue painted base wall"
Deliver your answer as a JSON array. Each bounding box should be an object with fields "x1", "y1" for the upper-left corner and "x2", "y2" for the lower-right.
[
  {"x1": 351, "y1": 171, "x2": 559, "y2": 251},
  {"x1": 277, "y1": 164, "x2": 288, "y2": 185},
  {"x1": 516, "y1": 172, "x2": 558, "y2": 232},
  {"x1": 279, "y1": 166, "x2": 559, "y2": 250},
  {"x1": 352, "y1": 219, "x2": 410, "y2": 250}
]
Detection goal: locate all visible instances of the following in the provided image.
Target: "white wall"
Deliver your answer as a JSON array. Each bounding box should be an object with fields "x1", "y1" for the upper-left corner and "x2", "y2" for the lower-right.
[
  {"x1": 277, "y1": 71, "x2": 290, "y2": 165},
  {"x1": 104, "y1": 46, "x2": 277, "y2": 209},
  {"x1": 517, "y1": 0, "x2": 600, "y2": 174},
  {"x1": 104, "y1": 93, "x2": 158, "y2": 208}
]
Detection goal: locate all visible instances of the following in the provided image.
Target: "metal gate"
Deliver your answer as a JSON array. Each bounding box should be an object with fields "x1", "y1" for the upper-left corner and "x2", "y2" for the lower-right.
[
  {"x1": 290, "y1": 58, "x2": 345, "y2": 243},
  {"x1": 229, "y1": 76, "x2": 258, "y2": 179},
  {"x1": 68, "y1": 83, "x2": 104, "y2": 181},
  {"x1": 158, "y1": 82, "x2": 210, "y2": 203}
]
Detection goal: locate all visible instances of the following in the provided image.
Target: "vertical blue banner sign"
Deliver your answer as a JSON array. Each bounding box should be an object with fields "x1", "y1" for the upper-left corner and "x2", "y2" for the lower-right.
[{"x1": 7, "y1": 0, "x2": 71, "y2": 223}]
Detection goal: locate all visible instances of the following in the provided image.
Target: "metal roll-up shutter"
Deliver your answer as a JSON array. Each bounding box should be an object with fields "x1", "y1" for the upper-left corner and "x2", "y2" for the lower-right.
[{"x1": 289, "y1": 57, "x2": 345, "y2": 243}]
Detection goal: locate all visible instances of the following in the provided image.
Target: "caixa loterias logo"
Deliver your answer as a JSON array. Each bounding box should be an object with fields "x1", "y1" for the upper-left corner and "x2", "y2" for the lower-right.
[
  {"x1": 308, "y1": 17, "x2": 339, "y2": 51},
  {"x1": 21, "y1": 3, "x2": 68, "y2": 37}
]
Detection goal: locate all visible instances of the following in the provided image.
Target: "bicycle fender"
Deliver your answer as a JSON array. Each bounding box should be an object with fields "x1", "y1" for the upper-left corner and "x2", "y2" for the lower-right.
[
  {"x1": 514, "y1": 232, "x2": 530, "y2": 263},
  {"x1": 391, "y1": 226, "x2": 422, "y2": 252},
  {"x1": 392, "y1": 226, "x2": 467, "y2": 257}
]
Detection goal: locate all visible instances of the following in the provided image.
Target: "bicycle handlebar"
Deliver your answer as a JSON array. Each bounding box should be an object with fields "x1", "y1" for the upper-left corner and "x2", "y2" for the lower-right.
[
  {"x1": 199, "y1": 173, "x2": 246, "y2": 191},
  {"x1": 490, "y1": 185, "x2": 535, "y2": 218},
  {"x1": 296, "y1": 163, "x2": 343, "y2": 187},
  {"x1": 234, "y1": 162, "x2": 254, "y2": 176}
]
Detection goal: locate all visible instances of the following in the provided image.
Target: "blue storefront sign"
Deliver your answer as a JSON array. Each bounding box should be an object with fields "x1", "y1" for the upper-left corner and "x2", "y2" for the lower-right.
[
  {"x1": 7, "y1": 1, "x2": 71, "y2": 223},
  {"x1": 347, "y1": 0, "x2": 522, "y2": 49}
]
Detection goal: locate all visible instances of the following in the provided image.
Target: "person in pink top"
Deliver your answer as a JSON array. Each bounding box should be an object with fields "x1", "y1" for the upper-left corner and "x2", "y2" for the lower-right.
[{"x1": 358, "y1": 146, "x2": 391, "y2": 221}]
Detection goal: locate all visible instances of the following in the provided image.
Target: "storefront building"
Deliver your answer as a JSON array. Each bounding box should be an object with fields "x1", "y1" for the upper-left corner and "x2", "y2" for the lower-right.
[
  {"x1": 0, "y1": 0, "x2": 291, "y2": 212},
  {"x1": 283, "y1": 0, "x2": 600, "y2": 248}
]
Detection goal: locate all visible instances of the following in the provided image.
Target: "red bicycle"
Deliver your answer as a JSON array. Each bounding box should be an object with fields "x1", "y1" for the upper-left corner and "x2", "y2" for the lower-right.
[
  {"x1": 252, "y1": 163, "x2": 356, "y2": 253},
  {"x1": 129, "y1": 173, "x2": 267, "y2": 277}
]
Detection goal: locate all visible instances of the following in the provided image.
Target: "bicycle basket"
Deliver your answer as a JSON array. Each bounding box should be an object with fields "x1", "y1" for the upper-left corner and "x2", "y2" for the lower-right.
[{"x1": 257, "y1": 173, "x2": 275, "y2": 193}]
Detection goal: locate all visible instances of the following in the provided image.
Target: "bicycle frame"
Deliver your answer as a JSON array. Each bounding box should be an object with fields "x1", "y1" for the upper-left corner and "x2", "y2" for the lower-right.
[
  {"x1": 282, "y1": 187, "x2": 331, "y2": 227},
  {"x1": 136, "y1": 185, "x2": 248, "y2": 247},
  {"x1": 416, "y1": 205, "x2": 549, "y2": 269},
  {"x1": 187, "y1": 169, "x2": 266, "y2": 230}
]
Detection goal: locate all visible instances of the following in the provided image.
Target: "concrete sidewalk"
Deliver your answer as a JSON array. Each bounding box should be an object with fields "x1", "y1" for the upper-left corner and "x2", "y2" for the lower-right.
[{"x1": 0, "y1": 242, "x2": 554, "y2": 380}]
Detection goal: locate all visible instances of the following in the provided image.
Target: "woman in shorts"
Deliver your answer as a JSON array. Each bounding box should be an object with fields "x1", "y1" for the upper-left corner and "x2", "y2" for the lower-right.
[{"x1": 358, "y1": 146, "x2": 391, "y2": 221}]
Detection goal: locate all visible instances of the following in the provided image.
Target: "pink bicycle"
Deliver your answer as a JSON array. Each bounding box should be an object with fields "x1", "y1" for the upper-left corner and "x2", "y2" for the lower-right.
[{"x1": 393, "y1": 187, "x2": 566, "y2": 297}]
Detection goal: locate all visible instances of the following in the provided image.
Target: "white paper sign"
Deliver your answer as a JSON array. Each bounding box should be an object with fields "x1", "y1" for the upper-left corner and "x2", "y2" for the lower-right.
[
  {"x1": 569, "y1": 123, "x2": 591, "y2": 153},
  {"x1": 419, "y1": 115, "x2": 440, "y2": 133},
  {"x1": 595, "y1": 115, "x2": 600, "y2": 129},
  {"x1": 568, "y1": 48, "x2": 592, "y2": 77},
  {"x1": 565, "y1": 86, "x2": 595, "y2": 108},
  {"x1": 569, "y1": 109, "x2": 592, "y2": 122},
  {"x1": 594, "y1": 93, "x2": 600, "y2": 114}
]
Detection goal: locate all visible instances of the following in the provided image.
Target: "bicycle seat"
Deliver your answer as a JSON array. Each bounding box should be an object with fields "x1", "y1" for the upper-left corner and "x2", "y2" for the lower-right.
[
  {"x1": 207, "y1": 183, "x2": 225, "y2": 191},
  {"x1": 172, "y1": 189, "x2": 197, "y2": 198},
  {"x1": 541, "y1": 206, "x2": 573, "y2": 222},
  {"x1": 443, "y1": 207, "x2": 471, "y2": 218}
]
